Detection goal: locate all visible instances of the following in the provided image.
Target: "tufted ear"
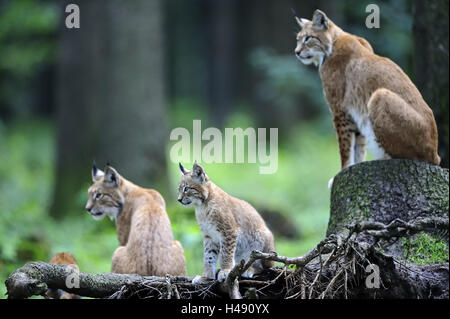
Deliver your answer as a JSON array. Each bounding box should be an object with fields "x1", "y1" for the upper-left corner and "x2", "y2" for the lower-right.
[
  {"x1": 292, "y1": 8, "x2": 309, "y2": 30},
  {"x1": 92, "y1": 161, "x2": 104, "y2": 182},
  {"x1": 312, "y1": 9, "x2": 329, "y2": 30},
  {"x1": 191, "y1": 161, "x2": 206, "y2": 183},
  {"x1": 179, "y1": 162, "x2": 189, "y2": 176},
  {"x1": 103, "y1": 165, "x2": 120, "y2": 187},
  {"x1": 295, "y1": 16, "x2": 310, "y2": 30}
]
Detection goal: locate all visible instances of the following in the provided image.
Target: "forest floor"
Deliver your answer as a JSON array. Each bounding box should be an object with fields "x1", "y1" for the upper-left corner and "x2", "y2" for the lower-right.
[{"x1": 0, "y1": 117, "x2": 346, "y2": 298}]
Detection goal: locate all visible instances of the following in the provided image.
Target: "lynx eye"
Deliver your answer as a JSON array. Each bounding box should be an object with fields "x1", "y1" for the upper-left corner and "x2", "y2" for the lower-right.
[
  {"x1": 94, "y1": 192, "x2": 102, "y2": 200},
  {"x1": 303, "y1": 36, "x2": 311, "y2": 43},
  {"x1": 183, "y1": 186, "x2": 189, "y2": 193}
]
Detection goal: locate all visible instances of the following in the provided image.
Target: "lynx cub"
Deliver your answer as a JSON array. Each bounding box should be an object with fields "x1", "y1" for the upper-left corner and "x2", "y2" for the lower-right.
[
  {"x1": 46, "y1": 252, "x2": 81, "y2": 299},
  {"x1": 86, "y1": 163, "x2": 186, "y2": 276},
  {"x1": 178, "y1": 162, "x2": 275, "y2": 283},
  {"x1": 294, "y1": 10, "x2": 440, "y2": 188}
]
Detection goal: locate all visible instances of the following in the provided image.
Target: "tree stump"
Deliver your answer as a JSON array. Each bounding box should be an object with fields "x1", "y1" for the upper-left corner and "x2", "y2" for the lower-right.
[
  {"x1": 328, "y1": 159, "x2": 448, "y2": 237},
  {"x1": 327, "y1": 159, "x2": 449, "y2": 298}
]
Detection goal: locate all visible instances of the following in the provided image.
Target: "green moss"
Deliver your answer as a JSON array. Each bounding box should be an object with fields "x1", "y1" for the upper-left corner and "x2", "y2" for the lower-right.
[{"x1": 402, "y1": 233, "x2": 449, "y2": 265}]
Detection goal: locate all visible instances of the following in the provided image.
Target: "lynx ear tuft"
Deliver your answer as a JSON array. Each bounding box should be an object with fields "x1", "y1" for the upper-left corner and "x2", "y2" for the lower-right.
[
  {"x1": 292, "y1": 8, "x2": 310, "y2": 30},
  {"x1": 295, "y1": 16, "x2": 310, "y2": 30},
  {"x1": 92, "y1": 160, "x2": 104, "y2": 182},
  {"x1": 312, "y1": 9, "x2": 329, "y2": 30},
  {"x1": 179, "y1": 162, "x2": 188, "y2": 175},
  {"x1": 291, "y1": 8, "x2": 297, "y2": 17}
]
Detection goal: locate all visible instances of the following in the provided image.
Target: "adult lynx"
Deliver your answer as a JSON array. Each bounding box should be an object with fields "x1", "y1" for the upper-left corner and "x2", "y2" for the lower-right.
[
  {"x1": 294, "y1": 10, "x2": 440, "y2": 187},
  {"x1": 86, "y1": 164, "x2": 186, "y2": 276}
]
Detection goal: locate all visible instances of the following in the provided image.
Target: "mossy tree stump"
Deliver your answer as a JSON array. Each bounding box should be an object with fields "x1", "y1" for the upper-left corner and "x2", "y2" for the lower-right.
[
  {"x1": 324, "y1": 159, "x2": 449, "y2": 298},
  {"x1": 328, "y1": 159, "x2": 449, "y2": 263}
]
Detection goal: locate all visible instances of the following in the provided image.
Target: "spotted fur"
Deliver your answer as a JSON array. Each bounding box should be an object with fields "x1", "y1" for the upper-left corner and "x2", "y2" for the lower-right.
[{"x1": 178, "y1": 162, "x2": 275, "y2": 283}]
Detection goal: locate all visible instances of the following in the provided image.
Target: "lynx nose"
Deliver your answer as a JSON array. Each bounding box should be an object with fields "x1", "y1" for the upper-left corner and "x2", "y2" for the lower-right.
[
  {"x1": 85, "y1": 206, "x2": 92, "y2": 213},
  {"x1": 295, "y1": 49, "x2": 301, "y2": 56},
  {"x1": 177, "y1": 198, "x2": 183, "y2": 203}
]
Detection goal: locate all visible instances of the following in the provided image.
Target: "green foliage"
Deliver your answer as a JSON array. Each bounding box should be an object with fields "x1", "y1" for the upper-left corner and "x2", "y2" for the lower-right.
[
  {"x1": 402, "y1": 233, "x2": 449, "y2": 265},
  {"x1": 249, "y1": 48, "x2": 327, "y2": 119},
  {"x1": 168, "y1": 98, "x2": 212, "y2": 130},
  {"x1": 0, "y1": 119, "x2": 117, "y2": 297},
  {"x1": 166, "y1": 203, "x2": 204, "y2": 275},
  {"x1": 0, "y1": 0, "x2": 58, "y2": 116},
  {"x1": 0, "y1": 119, "x2": 54, "y2": 262},
  {"x1": 0, "y1": 119, "x2": 54, "y2": 296},
  {"x1": 336, "y1": 0, "x2": 413, "y2": 74}
]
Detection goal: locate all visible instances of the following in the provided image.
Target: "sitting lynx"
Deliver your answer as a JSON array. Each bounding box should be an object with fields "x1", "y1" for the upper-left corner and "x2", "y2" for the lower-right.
[
  {"x1": 177, "y1": 162, "x2": 275, "y2": 283},
  {"x1": 294, "y1": 10, "x2": 440, "y2": 188},
  {"x1": 85, "y1": 163, "x2": 186, "y2": 276}
]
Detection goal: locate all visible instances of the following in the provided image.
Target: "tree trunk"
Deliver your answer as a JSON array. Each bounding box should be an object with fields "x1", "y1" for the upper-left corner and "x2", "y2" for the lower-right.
[
  {"x1": 327, "y1": 159, "x2": 449, "y2": 298},
  {"x1": 165, "y1": 0, "x2": 210, "y2": 109},
  {"x1": 51, "y1": 0, "x2": 168, "y2": 218},
  {"x1": 206, "y1": 0, "x2": 237, "y2": 127},
  {"x1": 412, "y1": 0, "x2": 449, "y2": 168}
]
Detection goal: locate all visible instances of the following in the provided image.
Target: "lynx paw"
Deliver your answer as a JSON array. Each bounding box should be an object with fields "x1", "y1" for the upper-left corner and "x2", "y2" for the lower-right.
[
  {"x1": 328, "y1": 177, "x2": 334, "y2": 190},
  {"x1": 192, "y1": 275, "x2": 213, "y2": 284},
  {"x1": 241, "y1": 271, "x2": 254, "y2": 279},
  {"x1": 217, "y1": 269, "x2": 231, "y2": 282}
]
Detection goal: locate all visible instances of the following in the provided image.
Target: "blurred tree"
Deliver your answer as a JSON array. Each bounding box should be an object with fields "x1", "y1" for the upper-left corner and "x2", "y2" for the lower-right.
[
  {"x1": 165, "y1": 0, "x2": 209, "y2": 111},
  {"x1": 207, "y1": 0, "x2": 237, "y2": 127},
  {"x1": 238, "y1": 0, "x2": 335, "y2": 129},
  {"x1": 165, "y1": 0, "x2": 238, "y2": 127},
  {"x1": 0, "y1": 0, "x2": 58, "y2": 119},
  {"x1": 51, "y1": 0, "x2": 168, "y2": 218},
  {"x1": 412, "y1": 0, "x2": 449, "y2": 168}
]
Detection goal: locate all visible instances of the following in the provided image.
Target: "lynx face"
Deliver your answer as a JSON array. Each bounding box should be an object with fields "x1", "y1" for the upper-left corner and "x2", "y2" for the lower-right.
[
  {"x1": 294, "y1": 10, "x2": 333, "y2": 67},
  {"x1": 85, "y1": 165, "x2": 124, "y2": 221},
  {"x1": 177, "y1": 162, "x2": 209, "y2": 207}
]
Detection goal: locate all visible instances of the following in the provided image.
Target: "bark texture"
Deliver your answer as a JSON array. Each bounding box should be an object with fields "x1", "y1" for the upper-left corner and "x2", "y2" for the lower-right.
[
  {"x1": 328, "y1": 159, "x2": 449, "y2": 236},
  {"x1": 327, "y1": 159, "x2": 449, "y2": 298},
  {"x1": 412, "y1": 0, "x2": 449, "y2": 168}
]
